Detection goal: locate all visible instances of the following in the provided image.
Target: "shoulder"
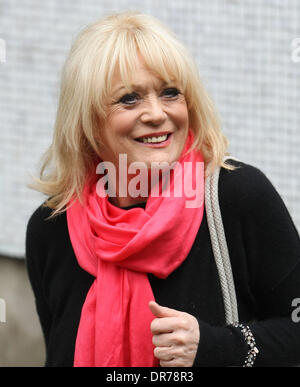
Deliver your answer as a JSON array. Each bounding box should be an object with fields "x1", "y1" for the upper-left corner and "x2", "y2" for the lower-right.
[
  {"x1": 219, "y1": 158, "x2": 274, "y2": 197},
  {"x1": 27, "y1": 202, "x2": 66, "y2": 232},
  {"x1": 218, "y1": 159, "x2": 300, "y2": 298},
  {"x1": 217, "y1": 157, "x2": 299, "y2": 243},
  {"x1": 26, "y1": 202, "x2": 68, "y2": 253},
  {"x1": 26, "y1": 202, "x2": 70, "y2": 280},
  {"x1": 218, "y1": 157, "x2": 285, "y2": 216}
]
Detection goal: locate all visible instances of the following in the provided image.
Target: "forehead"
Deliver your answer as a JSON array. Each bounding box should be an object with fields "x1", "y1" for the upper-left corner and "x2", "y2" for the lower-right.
[
  {"x1": 109, "y1": 54, "x2": 179, "y2": 94},
  {"x1": 111, "y1": 66, "x2": 170, "y2": 94}
]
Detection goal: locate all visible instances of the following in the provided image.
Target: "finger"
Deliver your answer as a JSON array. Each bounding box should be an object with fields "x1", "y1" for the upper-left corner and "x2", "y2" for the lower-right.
[
  {"x1": 150, "y1": 317, "x2": 180, "y2": 335},
  {"x1": 160, "y1": 359, "x2": 183, "y2": 367},
  {"x1": 149, "y1": 301, "x2": 182, "y2": 318},
  {"x1": 153, "y1": 346, "x2": 174, "y2": 361},
  {"x1": 152, "y1": 332, "x2": 173, "y2": 347}
]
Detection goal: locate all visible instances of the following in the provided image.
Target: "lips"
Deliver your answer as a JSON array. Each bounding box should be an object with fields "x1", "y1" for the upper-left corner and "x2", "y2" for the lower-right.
[
  {"x1": 134, "y1": 131, "x2": 172, "y2": 141},
  {"x1": 134, "y1": 133, "x2": 173, "y2": 148}
]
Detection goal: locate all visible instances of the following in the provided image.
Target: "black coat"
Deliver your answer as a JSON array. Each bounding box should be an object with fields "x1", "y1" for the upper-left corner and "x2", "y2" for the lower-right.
[{"x1": 26, "y1": 159, "x2": 300, "y2": 366}]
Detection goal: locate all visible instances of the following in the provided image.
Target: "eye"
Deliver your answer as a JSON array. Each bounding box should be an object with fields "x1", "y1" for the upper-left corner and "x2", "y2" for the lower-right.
[
  {"x1": 118, "y1": 92, "x2": 139, "y2": 105},
  {"x1": 161, "y1": 88, "x2": 181, "y2": 98}
]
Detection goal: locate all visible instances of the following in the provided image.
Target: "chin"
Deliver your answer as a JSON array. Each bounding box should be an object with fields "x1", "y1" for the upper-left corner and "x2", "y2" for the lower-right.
[{"x1": 143, "y1": 157, "x2": 175, "y2": 168}]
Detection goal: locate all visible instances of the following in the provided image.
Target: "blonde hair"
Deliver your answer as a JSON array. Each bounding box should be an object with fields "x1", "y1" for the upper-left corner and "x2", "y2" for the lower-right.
[{"x1": 30, "y1": 10, "x2": 234, "y2": 216}]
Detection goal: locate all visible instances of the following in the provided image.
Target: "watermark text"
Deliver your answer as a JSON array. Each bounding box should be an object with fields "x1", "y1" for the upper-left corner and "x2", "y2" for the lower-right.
[
  {"x1": 291, "y1": 38, "x2": 300, "y2": 63},
  {"x1": 0, "y1": 298, "x2": 6, "y2": 323},
  {"x1": 291, "y1": 298, "x2": 300, "y2": 323},
  {"x1": 0, "y1": 38, "x2": 6, "y2": 63},
  {"x1": 96, "y1": 154, "x2": 204, "y2": 208}
]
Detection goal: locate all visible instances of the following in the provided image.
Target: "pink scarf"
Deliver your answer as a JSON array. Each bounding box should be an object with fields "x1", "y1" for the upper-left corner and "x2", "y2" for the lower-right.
[{"x1": 66, "y1": 130, "x2": 205, "y2": 367}]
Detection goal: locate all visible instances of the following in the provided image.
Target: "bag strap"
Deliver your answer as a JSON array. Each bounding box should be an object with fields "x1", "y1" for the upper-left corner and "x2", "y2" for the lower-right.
[{"x1": 205, "y1": 157, "x2": 239, "y2": 324}]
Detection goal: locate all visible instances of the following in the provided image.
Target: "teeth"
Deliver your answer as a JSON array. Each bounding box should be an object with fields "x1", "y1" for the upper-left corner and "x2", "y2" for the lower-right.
[{"x1": 140, "y1": 135, "x2": 168, "y2": 143}]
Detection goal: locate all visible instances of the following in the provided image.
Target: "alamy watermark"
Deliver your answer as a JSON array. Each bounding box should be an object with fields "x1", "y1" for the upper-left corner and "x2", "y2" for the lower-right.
[
  {"x1": 0, "y1": 38, "x2": 6, "y2": 63},
  {"x1": 291, "y1": 38, "x2": 300, "y2": 63},
  {"x1": 0, "y1": 298, "x2": 6, "y2": 323},
  {"x1": 291, "y1": 298, "x2": 300, "y2": 323},
  {"x1": 96, "y1": 154, "x2": 204, "y2": 208}
]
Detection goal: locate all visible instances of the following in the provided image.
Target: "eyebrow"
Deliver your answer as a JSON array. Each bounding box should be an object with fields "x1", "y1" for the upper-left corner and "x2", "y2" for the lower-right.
[{"x1": 112, "y1": 81, "x2": 171, "y2": 95}]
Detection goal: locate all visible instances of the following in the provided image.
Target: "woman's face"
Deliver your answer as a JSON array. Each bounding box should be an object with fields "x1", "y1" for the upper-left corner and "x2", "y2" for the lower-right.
[{"x1": 98, "y1": 58, "x2": 190, "y2": 171}]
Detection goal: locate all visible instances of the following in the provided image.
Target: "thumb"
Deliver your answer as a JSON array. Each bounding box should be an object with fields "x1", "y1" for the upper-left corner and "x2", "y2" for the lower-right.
[{"x1": 149, "y1": 301, "x2": 181, "y2": 318}]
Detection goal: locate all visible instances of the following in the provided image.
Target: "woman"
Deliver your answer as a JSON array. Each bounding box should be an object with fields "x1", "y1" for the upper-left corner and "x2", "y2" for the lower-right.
[{"x1": 26, "y1": 11, "x2": 300, "y2": 367}]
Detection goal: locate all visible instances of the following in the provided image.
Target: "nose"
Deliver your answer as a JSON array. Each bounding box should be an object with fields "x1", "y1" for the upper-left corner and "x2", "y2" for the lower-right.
[{"x1": 140, "y1": 96, "x2": 167, "y2": 126}]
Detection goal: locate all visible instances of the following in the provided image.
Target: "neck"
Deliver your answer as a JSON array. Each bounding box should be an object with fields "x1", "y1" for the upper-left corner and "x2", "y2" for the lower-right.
[
  {"x1": 107, "y1": 169, "x2": 150, "y2": 208},
  {"x1": 108, "y1": 195, "x2": 147, "y2": 208}
]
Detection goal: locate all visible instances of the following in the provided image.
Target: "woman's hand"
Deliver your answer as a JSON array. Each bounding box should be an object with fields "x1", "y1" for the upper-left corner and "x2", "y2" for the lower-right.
[{"x1": 149, "y1": 301, "x2": 200, "y2": 367}]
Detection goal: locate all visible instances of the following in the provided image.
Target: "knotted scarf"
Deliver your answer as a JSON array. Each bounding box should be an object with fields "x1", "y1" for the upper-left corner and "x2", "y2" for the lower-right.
[{"x1": 66, "y1": 130, "x2": 205, "y2": 367}]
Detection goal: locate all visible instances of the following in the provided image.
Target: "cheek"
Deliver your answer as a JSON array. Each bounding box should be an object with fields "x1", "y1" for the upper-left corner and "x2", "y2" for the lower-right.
[
  {"x1": 107, "y1": 108, "x2": 137, "y2": 136},
  {"x1": 172, "y1": 102, "x2": 189, "y2": 127}
]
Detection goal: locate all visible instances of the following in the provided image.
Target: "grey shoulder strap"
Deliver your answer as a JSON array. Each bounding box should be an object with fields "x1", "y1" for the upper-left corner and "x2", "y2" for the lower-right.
[{"x1": 205, "y1": 157, "x2": 239, "y2": 324}]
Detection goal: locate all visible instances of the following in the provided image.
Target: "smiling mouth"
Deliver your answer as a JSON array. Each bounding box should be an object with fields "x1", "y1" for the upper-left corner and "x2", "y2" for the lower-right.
[{"x1": 135, "y1": 133, "x2": 172, "y2": 144}]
